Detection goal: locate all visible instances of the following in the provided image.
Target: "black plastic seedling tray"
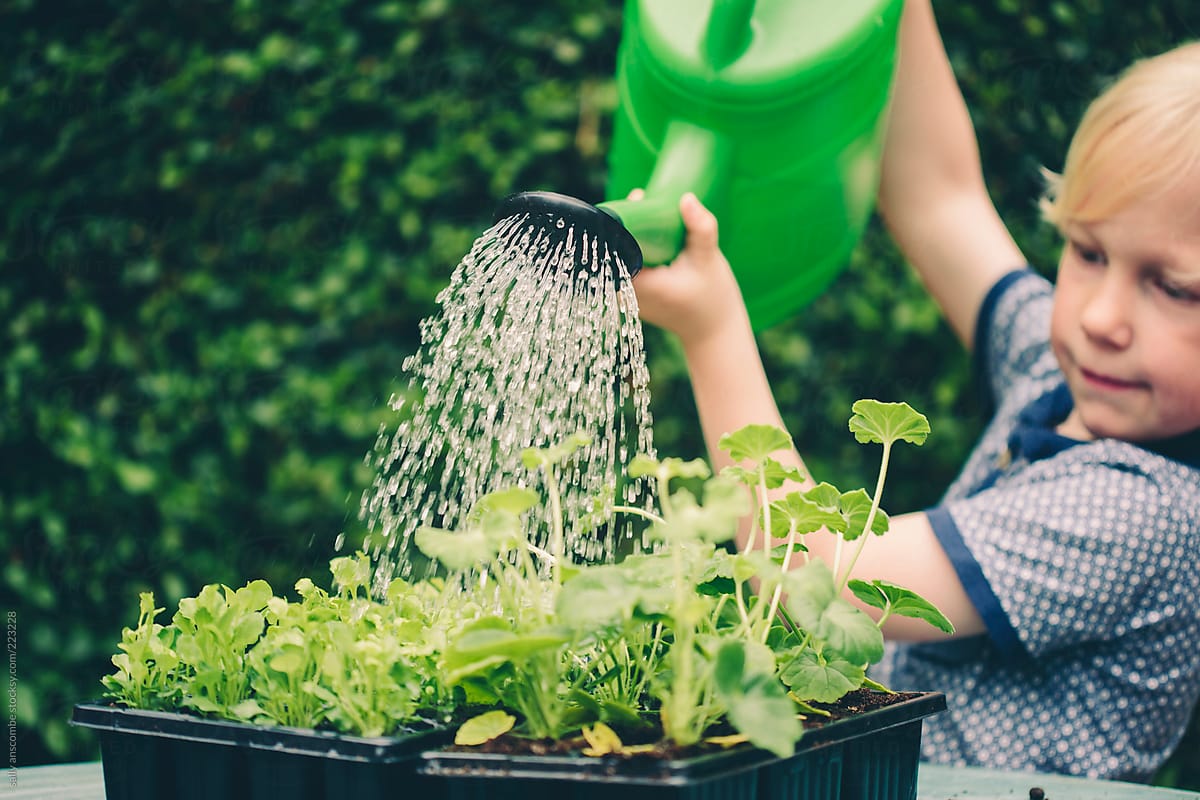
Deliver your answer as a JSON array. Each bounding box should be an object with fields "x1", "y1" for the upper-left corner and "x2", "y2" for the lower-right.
[
  {"x1": 71, "y1": 702, "x2": 453, "y2": 800},
  {"x1": 420, "y1": 691, "x2": 946, "y2": 800},
  {"x1": 73, "y1": 692, "x2": 944, "y2": 800}
]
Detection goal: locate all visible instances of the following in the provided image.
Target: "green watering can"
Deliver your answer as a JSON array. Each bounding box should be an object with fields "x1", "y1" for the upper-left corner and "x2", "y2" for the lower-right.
[{"x1": 496, "y1": 0, "x2": 904, "y2": 330}]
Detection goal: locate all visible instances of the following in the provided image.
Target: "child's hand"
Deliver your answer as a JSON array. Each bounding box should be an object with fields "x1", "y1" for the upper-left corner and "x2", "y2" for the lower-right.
[{"x1": 631, "y1": 192, "x2": 749, "y2": 348}]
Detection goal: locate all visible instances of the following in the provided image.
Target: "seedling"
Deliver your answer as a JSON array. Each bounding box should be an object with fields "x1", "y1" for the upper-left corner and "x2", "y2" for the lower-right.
[{"x1": 102, "y1": 400, "x2": 953, "y2": 761}]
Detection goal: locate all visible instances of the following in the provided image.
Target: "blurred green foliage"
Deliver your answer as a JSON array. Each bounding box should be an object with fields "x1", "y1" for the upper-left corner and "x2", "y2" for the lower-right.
[{"x1": 1, "y1": 0, "x2": 1196, "y2": 788}]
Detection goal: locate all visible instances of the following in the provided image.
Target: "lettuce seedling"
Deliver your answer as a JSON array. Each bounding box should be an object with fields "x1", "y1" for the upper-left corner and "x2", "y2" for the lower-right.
[
  {"x1": 246, "y1": 555, "x2": 429, "y2": 736},
  {"x1": 102, "y1": 592, "x2": 182, "y2": 711},
  {"x1": 172, "y1": 580, "x2": 273, "y2": 721},
  {"x1": 104, "y1": 556, "x2": 446, "y2": 737},
  {"x1": 418, "y1": 434, "x2": 625, "y2": 742}
]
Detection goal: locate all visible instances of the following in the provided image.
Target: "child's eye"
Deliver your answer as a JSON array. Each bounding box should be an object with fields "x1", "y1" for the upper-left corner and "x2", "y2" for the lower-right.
[
  {"x1": 1069, "y1": 240, "x2": 1105, "y2": 265},
  {"x1": 1155, "y1": 277, "x2": 1200, "y2": 304}
]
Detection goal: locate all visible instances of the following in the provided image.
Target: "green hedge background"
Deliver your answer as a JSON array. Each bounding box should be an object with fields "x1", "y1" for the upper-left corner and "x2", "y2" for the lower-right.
[{"x1": 3, "y1": 0, "x2": 1197, "y2": 787}]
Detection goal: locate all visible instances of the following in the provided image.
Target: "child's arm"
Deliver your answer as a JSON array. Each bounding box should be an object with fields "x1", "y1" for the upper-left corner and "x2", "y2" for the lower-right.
[
  {"x1": 633, "y1": 192, "x2": 793, "y2": 479},
  {"x1": 630, "y1": 3, "x2": 1031, "y2": 641},
  {"x1": 633, "y1": 196, "x2": 985, "y2": 641},
  {"x1": 876, "y1": 0, "x2": 1025, "y2": 351}
]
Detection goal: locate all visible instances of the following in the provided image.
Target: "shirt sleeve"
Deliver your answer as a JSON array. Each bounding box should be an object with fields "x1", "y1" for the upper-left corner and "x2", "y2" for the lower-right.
[
  {"x1": 973, "y1": 269, "x2": 1058, "y2": 414},
  {"x1": 926, "y1": 448, "x2": 1194, "y2": 661}
]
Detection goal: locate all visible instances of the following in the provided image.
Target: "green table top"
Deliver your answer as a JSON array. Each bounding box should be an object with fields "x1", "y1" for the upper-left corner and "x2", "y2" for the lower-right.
[
  {"x1": 917, "y1": 764, "x2": 1199, "y2": 799},
  {"x1": 10, "y1": 761, "x2": 1198, "y2": 799}
]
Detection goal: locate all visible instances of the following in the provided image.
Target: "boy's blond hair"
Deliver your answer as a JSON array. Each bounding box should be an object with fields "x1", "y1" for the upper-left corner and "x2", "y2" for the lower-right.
[{"x1": 1041, "y1": 41, "x2": 1200, "y2": 228}]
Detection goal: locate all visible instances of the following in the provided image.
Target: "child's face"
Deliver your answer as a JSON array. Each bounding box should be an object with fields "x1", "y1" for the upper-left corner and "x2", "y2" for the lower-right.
[{"x1": 1050, "y1": 172, "x2": 1200, "y2": 443}]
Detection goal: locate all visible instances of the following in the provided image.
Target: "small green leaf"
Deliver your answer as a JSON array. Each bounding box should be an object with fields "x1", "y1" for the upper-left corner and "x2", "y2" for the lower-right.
[
  {"x1": 804, "y1": 483, "x2": 842, "y2": 509},
  {"x1": 474, "y1": 487, "x2": 540, "y2": 516},
  {"x1": 186, "y1": 694, "x2": 223, "y2": 714},
  {"x1": 760, "y1": 457, "x2": 806, "y2": 489},
  {"x1": 329, "y1": 555, "x2": 371, "y2": 595},
  {"x1": 847, "y1": 579, "x2": 889, "y2": 612},
  {"x1": 779, "y1": 648, "x2": 864, "y2": 703},
  {"x1": 838, "y1": 489, "x2": 889, "y2": 541},
  {"x1": 556, "y1": 565, "x2": 640, "y2": 627},
  {"x1": 861, "y1": 676, "x2": 893, "y2": 693},
  {"x1": 781, "y1": 560, "x2": 837, "y2": 631},
  {"x1": 648, "y1": 476, "x2": 746, "y2": 544},
  {"x1": 442, "y1": 618, "x2": 570, "y2": 678},
  {"x1": 818, "y1": 599, "x2": 884, "y2": 665},
  {"x1": 230, "y1": 699, "x2": 264, "y2": 721},
  {"x1": 628, "y1": 454, "x2": 710, "y2": 482},
  {"x1": 766, "y1": 492, "x2": 843, "y2": 538},
  {"x1": 848, "y1": 400, "x2": 930, "y2": 447},
  {"x1": 581, "y1": 722, "x2": 624, "y2": 756},
  {"x1": 768, "y1": 542, "x2": 808, "y2": 564},
  {"x1": 713, "y1": 640, "x2": 800, "y2": 758},
  {"x1": 414, "y1": 526, "x2": 495, "y2": 571},
  {"x1": 729, "y1": 553, "x2": 760, "y2": 584},
  {"x1": 238, "y1": 580, "x2": 274, "y2": 611},
  {"x1": 230, "y1": 612, "x2": 266, "y2": 649},
  {"x1": 137, "y1": 592, "x2": 162, "y2": 619},
  {"x1": 788, "y1": 697, "x2": 832, "y2": 717},
  {"x1": 722, "y1": 458, "x2": 805, "y2": 491},
  {"x1": 455, "y1": 710, "x2": 516, "y2": 746},
  {"x1": 521, "y1": 432, "x2": 592, "y2": 468},
  {"x1": 267, "y1": 647, "x2": 307, "y2": 675},
  {"x1": 718, "y1": 424, "x2": 793, "y2": 463},
  {"x1": 626, "y1": 454, "x2": 660, "y2": 478},
  {"x1": 663, "y1": 457, "x2": 711, "y2": 481},
  {"x1": 848, "y1": 579, "x2": 955, "y2": 634}
]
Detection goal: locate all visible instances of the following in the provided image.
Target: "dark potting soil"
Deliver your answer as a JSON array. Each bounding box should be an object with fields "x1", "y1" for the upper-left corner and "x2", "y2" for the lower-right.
[
  {"x1": 453, "y1": 689, "x2": 922, "y2": 760},
  {"x1": 807, "y1": 688, "x2": 924, "y2": 722}
]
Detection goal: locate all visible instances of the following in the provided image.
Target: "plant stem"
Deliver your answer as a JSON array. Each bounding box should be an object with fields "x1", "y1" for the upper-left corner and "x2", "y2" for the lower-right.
[
  {"x1": 544, "y1": 466, "x2": 565, "y2": 588},
  {"x1": 611, "y1": 504, "x2": 666, "y2": 525},
  {"x1": 656, "y1": 469, "x2": 676, "y2": 521},
  {"x1": 839, "y1": 441, "x2": 892, "y2": 592},
  {"x1": 734, "y1": 470, "x2": 771, "y2": 632},
  {"x1": 756, "y1": 471, "x2": 771, "y2": 557},
  {"x1": 775, "y1": 601, "x2": 799, "y2": 634},
  {"x1": 732, "y1": 573, "x2": 752, "y2": 630},
  {"x1": 762, "y1": 523, "x2": 798, "y2": 644},
  {"x1": 667, "y1": 533, "x2": 695, "y2": 745},
  {"x1": 525, "y1": 541, "x2": 555, "y2": 564},
  {"x1": 658, "y1": 463, "x2": 700, "y2": 746}
]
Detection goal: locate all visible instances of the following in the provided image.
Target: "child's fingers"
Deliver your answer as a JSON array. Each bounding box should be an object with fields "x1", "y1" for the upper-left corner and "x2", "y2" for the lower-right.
[
  {"x1": 626, "y1": 188, "x2": 645, "y2": 201},
  {"x1": 679, "y1": 192, "x2": 719, "y2": 249}
]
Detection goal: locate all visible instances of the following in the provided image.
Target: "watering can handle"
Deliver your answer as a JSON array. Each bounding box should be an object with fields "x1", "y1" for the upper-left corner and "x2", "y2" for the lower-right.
[
  {"x1": 705, "y1": 0, "x2": 755, "y2": 70},
  {"x1": 599, "y1": 119, "x2": 732, "y2": 266}
]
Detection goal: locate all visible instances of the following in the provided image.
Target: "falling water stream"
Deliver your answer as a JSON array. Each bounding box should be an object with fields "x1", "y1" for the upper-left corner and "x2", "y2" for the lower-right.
[{"x1": 356, "y1": 211, "x2": 656, "y2": 591}]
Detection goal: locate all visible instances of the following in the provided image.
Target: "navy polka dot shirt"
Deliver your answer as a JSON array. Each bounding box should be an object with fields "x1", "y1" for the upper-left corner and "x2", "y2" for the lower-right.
[{"x1": 872, "y1": 269, "x2": 1200, "y2": 781}]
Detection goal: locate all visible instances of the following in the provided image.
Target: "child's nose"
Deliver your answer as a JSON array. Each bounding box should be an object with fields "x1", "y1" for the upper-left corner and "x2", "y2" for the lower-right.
[{"x1": 1079, "y1": 274, "x2": 1134, "y2": 348}]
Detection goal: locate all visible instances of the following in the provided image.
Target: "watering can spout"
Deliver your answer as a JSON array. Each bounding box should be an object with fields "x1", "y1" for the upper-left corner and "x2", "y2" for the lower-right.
[
  {"x1": 493, "y1": 191, "x2": 644, "y2": 279},
  {"x1": 598, "y1": 119, "x2": 732, "y2": 267},
  {"x1": 496, "y1": 0, "x2": 903, "y2": 325},
  {"x1": 490, "y1": 118, "x2": 729, "y2": 282}
]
